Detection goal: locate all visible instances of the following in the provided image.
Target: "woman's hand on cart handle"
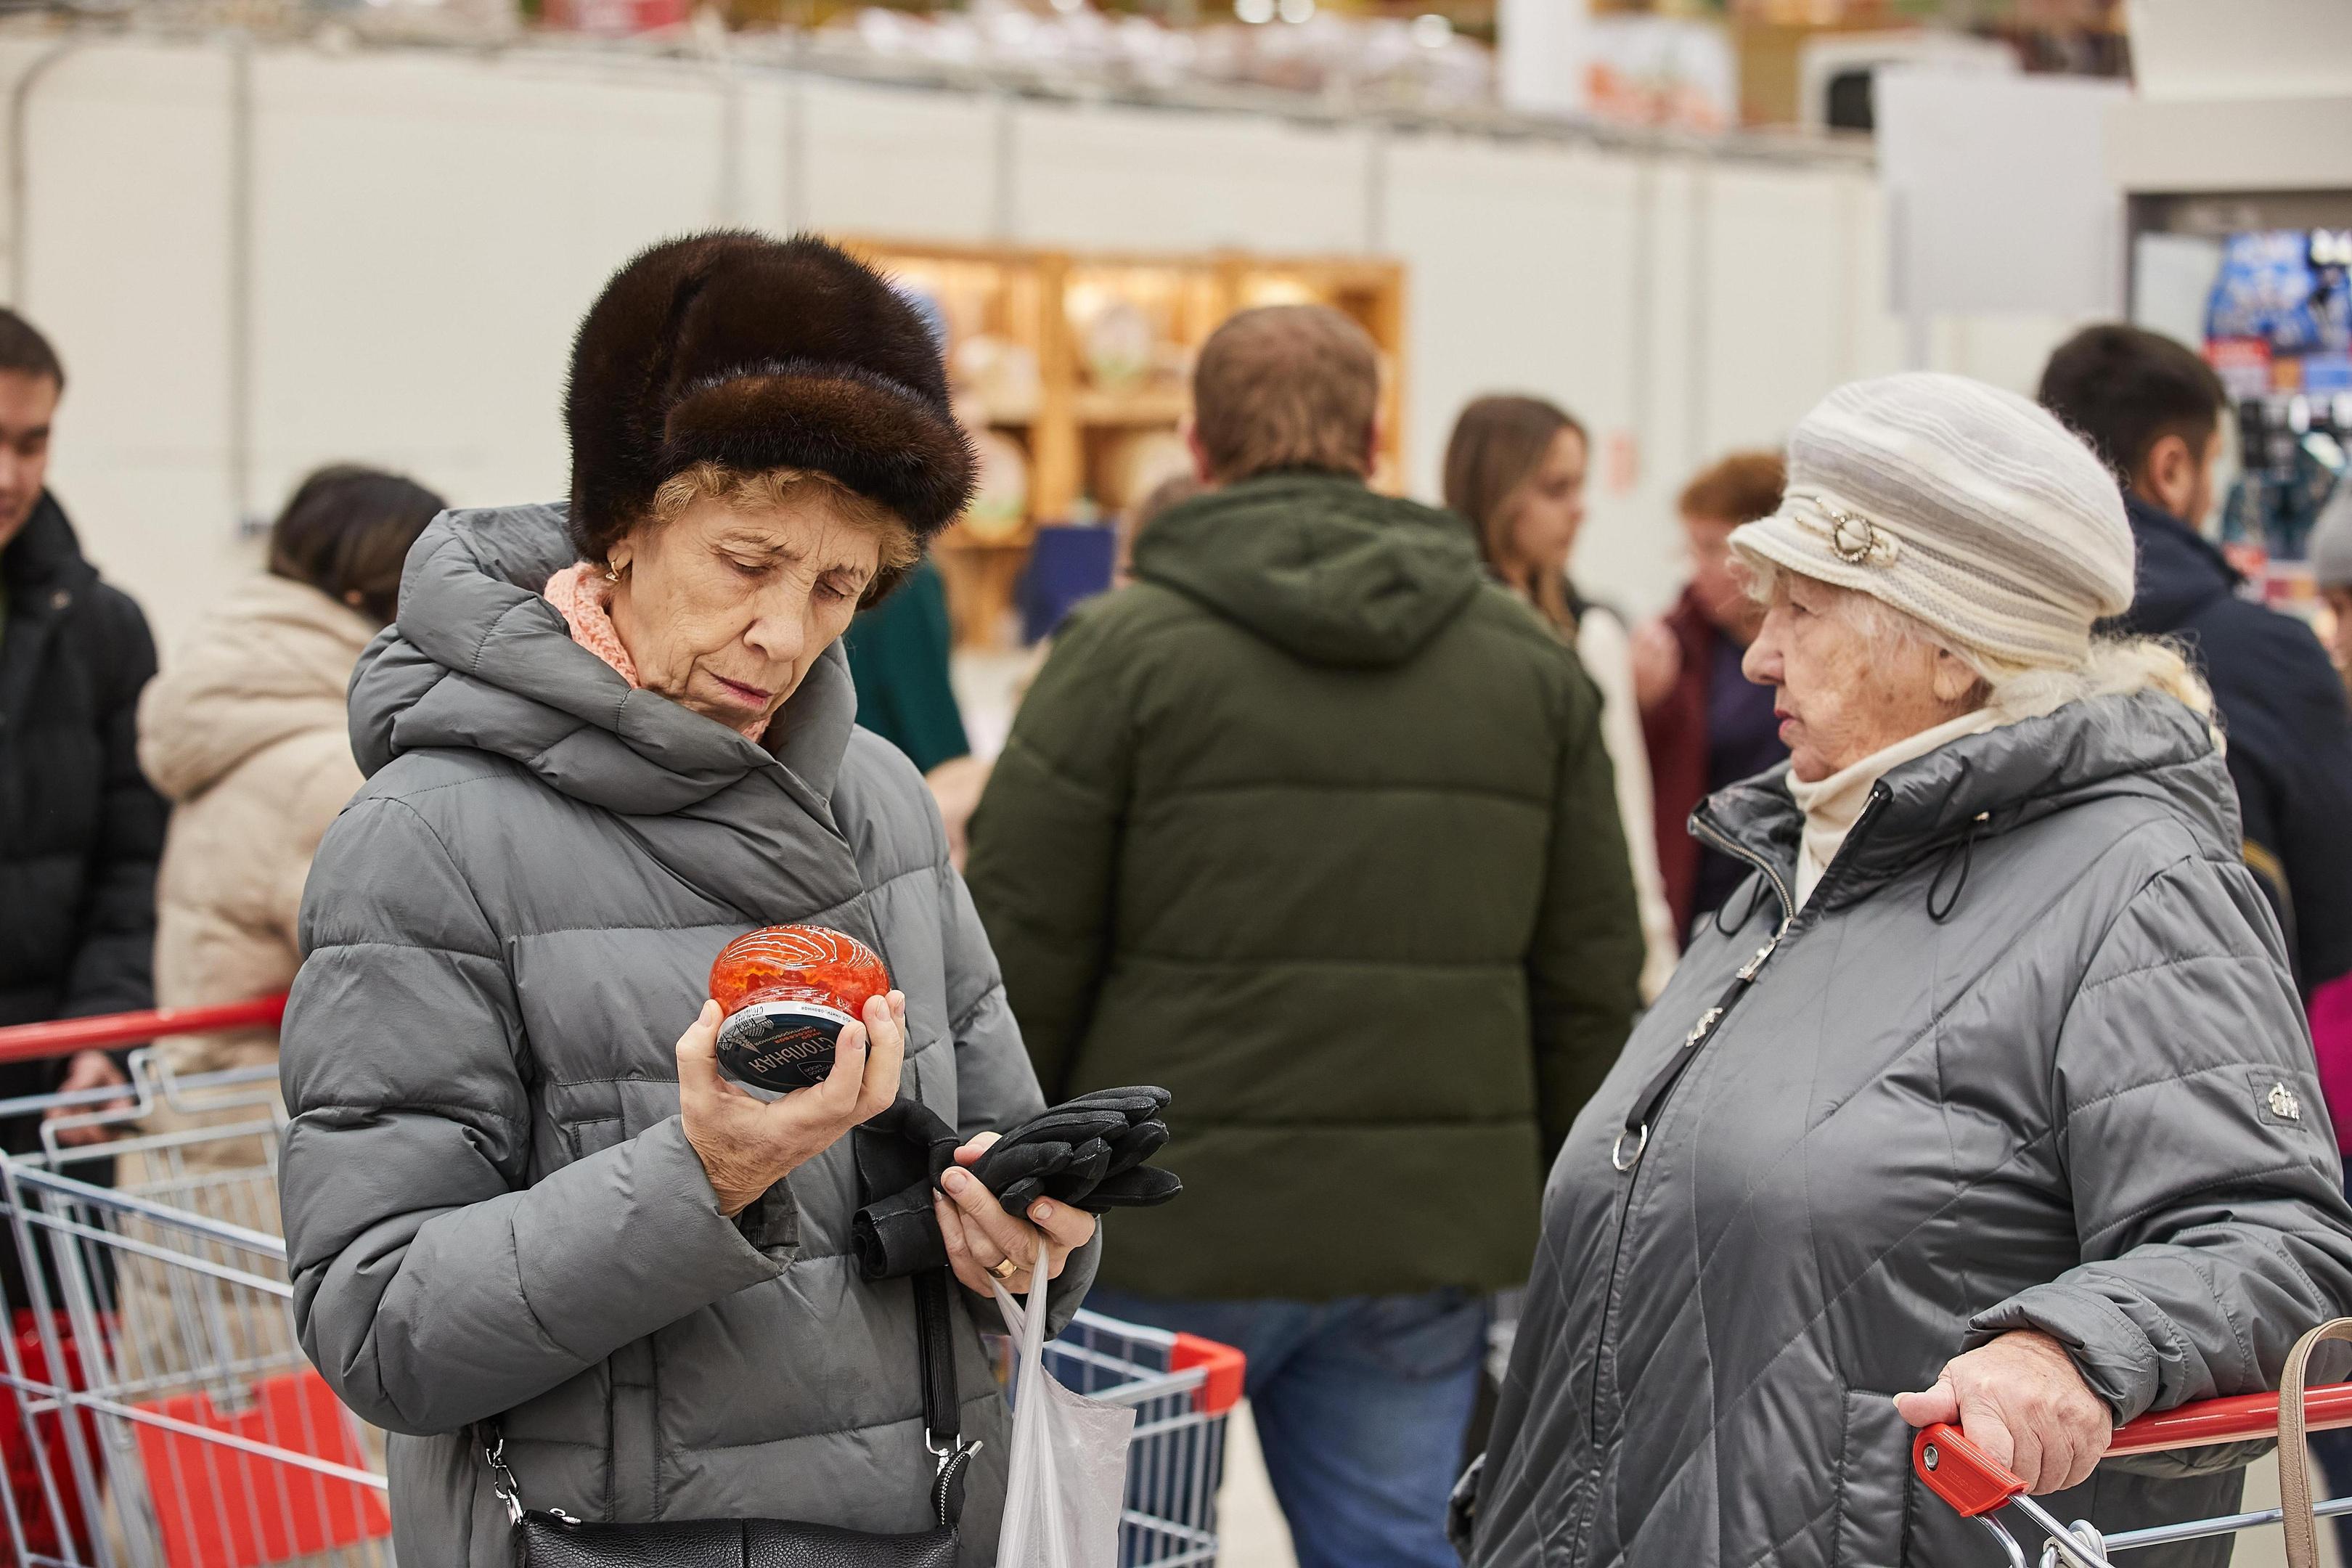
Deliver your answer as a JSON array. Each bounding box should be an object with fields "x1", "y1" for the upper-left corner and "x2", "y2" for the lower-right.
[
  {"x1": 1895, "y1": 1329, "x2": 2110, "y2": 1495},
  {"x1": 932, "y1": 1131, "x2": 1098, "y2": 1297},
  {"x1": 45, "y1": 1049, "x2": 129, "y2": 1146},
  {"x1": 679, "y1": 992, "x2": 907, "y2": 1217}
]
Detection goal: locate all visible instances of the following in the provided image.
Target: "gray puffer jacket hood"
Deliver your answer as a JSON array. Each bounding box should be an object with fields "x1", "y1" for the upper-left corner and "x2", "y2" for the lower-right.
[
  {"x1": 280, "y1": 504, "x2": 1095, "y2": 1567},
  {"x1": 1469, "y1": 691, "x2": 2352, "y2": 1568}
]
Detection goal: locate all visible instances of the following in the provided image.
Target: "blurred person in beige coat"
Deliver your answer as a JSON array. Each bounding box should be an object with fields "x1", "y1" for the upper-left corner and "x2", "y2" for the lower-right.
[
  {"x1": 104, "y1": 467, "x2": 444, "y2": 1545},
  {"x1": 134, "y1": 465, "x2": 444, "y2": 1132}
]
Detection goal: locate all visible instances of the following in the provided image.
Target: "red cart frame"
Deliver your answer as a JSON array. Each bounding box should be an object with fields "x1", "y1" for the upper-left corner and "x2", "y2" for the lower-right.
[{"x1": 1916, "y1": 1379, "x2": 2352, "y2": 1565}]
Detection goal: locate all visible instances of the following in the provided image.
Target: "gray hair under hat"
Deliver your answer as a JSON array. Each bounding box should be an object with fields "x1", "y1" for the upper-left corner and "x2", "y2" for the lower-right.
[
  {"x1": 1730, "y1": 372, "x2": 2136, "y2": 674},
  {"x1": 2313, "y1": 478, "x2": 2352, "y2": 591}
]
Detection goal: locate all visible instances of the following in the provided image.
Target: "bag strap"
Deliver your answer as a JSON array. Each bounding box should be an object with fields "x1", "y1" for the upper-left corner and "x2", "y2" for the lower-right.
[
  {"x1": 915, "y1": 1264, "x2": 960, "y2": 1456},
  {"x1": 2277, "y1": 1317, "x2": 2352, "y2": 1568}
]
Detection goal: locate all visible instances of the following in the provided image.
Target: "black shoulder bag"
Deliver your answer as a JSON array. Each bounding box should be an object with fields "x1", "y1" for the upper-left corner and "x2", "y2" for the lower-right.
[{"x1": 481, "y1": 1265, "x2": 976, "y2": 1567}]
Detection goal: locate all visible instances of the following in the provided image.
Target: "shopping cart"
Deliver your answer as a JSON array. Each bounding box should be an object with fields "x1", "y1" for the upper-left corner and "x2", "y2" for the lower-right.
[
  {"x1": 1916, "y1": 1336, "x2": 2352, "y2": 1567},
  {"x1": 1031, "y1": 1310, "x2": 1246, "y2": 1567},
  {"x1": 0, "y1": 995, "x2": 390, "y2": 1568},
  {"x1": 0, "y1": 999, "x2": 1249, "y2": 1568}
]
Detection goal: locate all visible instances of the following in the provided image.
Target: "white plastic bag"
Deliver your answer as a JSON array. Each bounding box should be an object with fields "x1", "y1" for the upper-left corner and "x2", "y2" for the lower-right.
[{"x1": 994, "y1": 1247, "x2": 1136, "y2": 1568}]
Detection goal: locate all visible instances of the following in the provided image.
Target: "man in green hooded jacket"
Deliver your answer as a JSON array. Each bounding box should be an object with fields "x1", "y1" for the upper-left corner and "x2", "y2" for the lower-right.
[{"x1": 965, "y1": 305, "x2": 1641, "y2": 1568}]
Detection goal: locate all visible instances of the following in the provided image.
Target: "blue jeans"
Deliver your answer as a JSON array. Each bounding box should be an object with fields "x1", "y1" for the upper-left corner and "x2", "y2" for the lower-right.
[{"x1": 1086, "y1": 1286, "x2": 1488, "y2": 1568}]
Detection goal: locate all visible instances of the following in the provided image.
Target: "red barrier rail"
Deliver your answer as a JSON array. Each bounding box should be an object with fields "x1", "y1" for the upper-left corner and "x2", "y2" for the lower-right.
[{"x1": 0, "y1": 995, "x2": 289, "y2": 1065}]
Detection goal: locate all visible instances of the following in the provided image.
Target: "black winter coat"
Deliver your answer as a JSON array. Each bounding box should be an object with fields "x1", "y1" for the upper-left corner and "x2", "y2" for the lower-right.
[
  {"x1": 2107, "y1": 496, "x2": 2352, "y2": 991},
  {"x1": 0, "y1": 494, "x2": 164, "y2": 1112}
]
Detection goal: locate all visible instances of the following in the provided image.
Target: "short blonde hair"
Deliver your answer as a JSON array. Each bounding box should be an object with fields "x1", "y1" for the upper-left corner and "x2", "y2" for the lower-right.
[
  {"x1": 648, "y1": 462, "x2": 920, "y2": 603},
  {"x1": 1193, "y1": 306, "x2": 1380, "y2": 483}
]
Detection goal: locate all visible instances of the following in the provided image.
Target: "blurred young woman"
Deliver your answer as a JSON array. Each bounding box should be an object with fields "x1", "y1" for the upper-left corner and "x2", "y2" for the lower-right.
[
  {"x1": 138, "y1": 464, "x2": 446, "y2": 1087},
  {"x1": 1445, "y1": 395, "x2": 1677, "y2": 1000}
]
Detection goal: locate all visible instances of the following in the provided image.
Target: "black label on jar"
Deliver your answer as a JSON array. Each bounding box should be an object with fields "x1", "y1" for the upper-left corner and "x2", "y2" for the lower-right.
[{"x1": 715, "y1": 1002, "x2": 854, "y2": 1093}]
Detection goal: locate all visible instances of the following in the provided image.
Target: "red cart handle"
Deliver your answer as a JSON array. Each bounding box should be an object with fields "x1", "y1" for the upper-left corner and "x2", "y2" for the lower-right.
[
  {"x1": 2110, "y1": 1381, "x2": 2352, "y2": 1455},
  {"x1": 1915, "y1": 1381, "x2": 2352, "y2": 1518},
  {"x1": 1914, "y1": 1424, "x2": 2024, "y2": 1517},
  {"x1": 0, "y1": 995, "x2": 289, "y2": 1065}
]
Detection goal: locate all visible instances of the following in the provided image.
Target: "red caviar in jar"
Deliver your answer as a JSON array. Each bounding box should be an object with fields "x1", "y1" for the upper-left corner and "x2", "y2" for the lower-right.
[{"x1": 709, "y1": 926, "x2": 891, "y2": 1093}]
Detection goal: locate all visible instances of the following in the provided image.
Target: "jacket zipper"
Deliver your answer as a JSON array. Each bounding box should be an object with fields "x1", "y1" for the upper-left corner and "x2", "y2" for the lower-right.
[
  {"x1": 1577, "y1": 789, "x2": 1890, "y2": 1468},
  {"x1": 1609, "y1": 815, "x2": 1798, "y2": 1172}
]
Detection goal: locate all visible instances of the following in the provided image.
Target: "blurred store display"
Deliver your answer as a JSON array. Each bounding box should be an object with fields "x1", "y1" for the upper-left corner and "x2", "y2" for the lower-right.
[
  {"x1": 541, "y1": 0, "x2": 687, "y2": 32},
  {"x1": 732, "y1": 1, "x2": 2128, "y2": 127},
  {"x1": 2115, "y1": 0, "x2": 2352, "y2": 614},
  {"x1": 97, "y1": 0, "x2": 2131, "y2": 127},
  {"x1": 809, "y1": 2, "x2": 1496, "y2": 108},
  {"x1": 843, "y1": 237, "x2": 1405, "y2": 646},
  {"x1": 2207, "y1": 229, "x2": 2352, "y2": 595}
]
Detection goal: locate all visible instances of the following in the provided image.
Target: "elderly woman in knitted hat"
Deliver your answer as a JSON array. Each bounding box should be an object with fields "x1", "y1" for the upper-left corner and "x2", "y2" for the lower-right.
[
  {"x1": 277, "y1": 234, "x2": 1098, "y2": 1564},
  {"x1": 1462, "y1": 372, "x2": 2352, "y2": 1568}
]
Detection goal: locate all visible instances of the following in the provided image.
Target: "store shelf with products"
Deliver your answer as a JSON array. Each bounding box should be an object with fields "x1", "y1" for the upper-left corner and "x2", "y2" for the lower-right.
[
  {"x1": 2112, "y1": 0, "x2": 2352, "y2": 622},
  {"x1": 2127, "y1": 198, "x2": 2352, "y2": 621},
  {"x1": 841, "y1": 236, "x2": 1407, "y2": 648}
]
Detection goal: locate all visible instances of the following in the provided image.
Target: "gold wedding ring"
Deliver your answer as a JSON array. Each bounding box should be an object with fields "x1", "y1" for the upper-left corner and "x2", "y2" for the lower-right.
[{"x1": 989, "y1": 1256, "x2": 1021, "y2": 1281}]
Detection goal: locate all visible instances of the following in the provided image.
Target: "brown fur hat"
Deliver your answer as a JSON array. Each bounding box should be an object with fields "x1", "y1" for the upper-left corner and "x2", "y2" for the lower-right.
[{"x1": 563, "y1": 231, "x2": 975, "y2": 567}]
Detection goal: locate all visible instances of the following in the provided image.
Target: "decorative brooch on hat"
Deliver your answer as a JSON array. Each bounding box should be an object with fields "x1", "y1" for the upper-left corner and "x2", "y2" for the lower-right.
[{"x1": 1821, "y1": 501, "x2": 1900, "y2": 567}]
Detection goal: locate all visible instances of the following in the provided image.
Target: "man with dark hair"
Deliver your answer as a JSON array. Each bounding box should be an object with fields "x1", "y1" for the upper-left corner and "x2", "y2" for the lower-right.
[
  {"x1": 968, "y1": 305, "x2": 1642, "y2": 1568},
  {"x1": 0, "y1": 306, "x2": 165, "y2": 1230},
  {"x1": 2040, "y1": 322, "x2": 2352, "y2": 992}
]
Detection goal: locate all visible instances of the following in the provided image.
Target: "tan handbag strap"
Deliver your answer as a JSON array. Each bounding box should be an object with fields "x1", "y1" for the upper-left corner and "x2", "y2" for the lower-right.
[{"x1": 2278, "y1": 1318, "x2": 2352, "y2": 1568}]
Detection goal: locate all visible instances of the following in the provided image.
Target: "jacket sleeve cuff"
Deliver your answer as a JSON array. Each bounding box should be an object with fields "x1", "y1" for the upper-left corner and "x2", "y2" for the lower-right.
[{"x1": 1967, "y1": 1283, "x2": 2163, "y2": 1423}]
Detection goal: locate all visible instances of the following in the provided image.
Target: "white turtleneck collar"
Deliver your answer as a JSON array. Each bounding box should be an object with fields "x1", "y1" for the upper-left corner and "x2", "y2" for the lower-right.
[{"x1": 1786, "y1": 707, "x2": 2003, "y2": 910}]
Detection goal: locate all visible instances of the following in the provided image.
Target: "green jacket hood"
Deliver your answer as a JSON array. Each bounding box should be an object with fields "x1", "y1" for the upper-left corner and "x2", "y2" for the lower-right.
[{"x1": 1130, "y1": 471, "x2": 1485, "y2": 668}]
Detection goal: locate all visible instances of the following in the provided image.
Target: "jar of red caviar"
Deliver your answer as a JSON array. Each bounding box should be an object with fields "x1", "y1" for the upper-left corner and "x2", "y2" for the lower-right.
[{"x1": 709, "y1": 925, "x2": 891, "y2": 1094}]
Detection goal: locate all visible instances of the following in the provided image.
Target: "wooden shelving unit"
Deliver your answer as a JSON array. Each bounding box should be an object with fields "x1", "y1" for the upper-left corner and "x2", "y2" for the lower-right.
[{"x1": 839, "y1": 236, "x2": 1408, "y2": 647}]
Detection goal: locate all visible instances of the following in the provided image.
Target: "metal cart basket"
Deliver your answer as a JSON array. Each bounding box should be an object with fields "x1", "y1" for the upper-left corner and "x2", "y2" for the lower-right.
[{"x1": 1034, "y1": 1310, "x2": 1244, "y2": 1567}]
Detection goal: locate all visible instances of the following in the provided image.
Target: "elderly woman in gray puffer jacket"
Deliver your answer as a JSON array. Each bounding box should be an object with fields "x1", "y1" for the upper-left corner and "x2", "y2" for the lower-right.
[
  {"x1": 278, "y1": 234, "x2": 1098, "y2": 1566},
  {"x1": 1465, "y1": 372, "x2": 2352, "y2": 1568}
]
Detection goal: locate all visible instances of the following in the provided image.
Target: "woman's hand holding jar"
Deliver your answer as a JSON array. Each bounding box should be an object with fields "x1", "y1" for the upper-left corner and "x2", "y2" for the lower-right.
[{"x1": 675, "y1": 993, "x2": 908, "y2": 1217}]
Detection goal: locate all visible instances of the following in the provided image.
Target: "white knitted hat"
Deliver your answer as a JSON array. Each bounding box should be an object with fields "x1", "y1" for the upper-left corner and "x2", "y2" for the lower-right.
[{"x1": 1729, "y1": 372, "x2": 2136, "y2": 674}]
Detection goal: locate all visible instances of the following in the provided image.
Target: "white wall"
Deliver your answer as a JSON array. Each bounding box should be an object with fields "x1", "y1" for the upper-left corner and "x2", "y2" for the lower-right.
[
  {"x1": 0, "y1": 31, "x2": 2086, "y2": 653},
  {"x1": 1009, "y1": 102, "x2": 1376, "y2": 254}
]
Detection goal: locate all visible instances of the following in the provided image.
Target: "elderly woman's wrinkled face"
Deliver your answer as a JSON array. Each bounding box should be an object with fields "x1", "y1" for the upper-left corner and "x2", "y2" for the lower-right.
[
  {"x1": 1741, "y1": 573, "x2": 1982, "y2": 783},
  {"x1": 608, "y1": 492, "x2": 883, "y2": 731}
]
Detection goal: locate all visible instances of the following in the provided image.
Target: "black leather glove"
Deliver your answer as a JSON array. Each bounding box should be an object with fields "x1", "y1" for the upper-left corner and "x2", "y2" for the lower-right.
[
  {"x1": 851, "y1": 1098, "x2": 961, "y2": 1281},
  {"x1": 969, "y1": 1086, "x2": 1183, "y2": 1217},
  {"x1": 852, "y1": 1087, "x2": 1182, "y2": 1281}
]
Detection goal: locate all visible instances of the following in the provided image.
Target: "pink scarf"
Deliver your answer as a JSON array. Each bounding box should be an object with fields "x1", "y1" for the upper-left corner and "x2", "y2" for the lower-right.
[{"x1": 543, "y1": 563, "x2": 773, "y2": 743}]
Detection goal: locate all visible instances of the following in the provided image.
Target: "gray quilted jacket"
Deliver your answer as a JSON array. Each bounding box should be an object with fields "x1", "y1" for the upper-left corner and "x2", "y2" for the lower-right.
[
  {"x1": 278, "y1": 504, "x2": 1095, "y2": 1566},
  {"x1": 1469, "y1": 692, "x2": 2352, "y2": 1568}
]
